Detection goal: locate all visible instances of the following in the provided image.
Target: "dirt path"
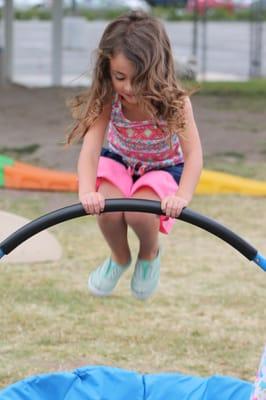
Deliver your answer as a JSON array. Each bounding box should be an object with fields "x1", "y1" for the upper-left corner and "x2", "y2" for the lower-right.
[{"x1": 0, "y1": 84, "x2": 265, "y2": 172}]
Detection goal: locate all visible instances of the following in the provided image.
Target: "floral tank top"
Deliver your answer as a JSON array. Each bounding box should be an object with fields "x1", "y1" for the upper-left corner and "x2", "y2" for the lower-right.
[{"x1": 106, "y1": 94, "x2": 184, "y2": 176}]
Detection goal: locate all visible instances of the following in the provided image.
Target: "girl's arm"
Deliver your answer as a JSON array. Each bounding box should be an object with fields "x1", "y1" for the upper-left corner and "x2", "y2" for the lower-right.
[
  {"x1": 176, "y1": 96, "x2": 203, "y2": 202},
  {"x1": 162, "y1": 97, "x2": 203, "y2": 217},
  {"x1": 78, "y1": 103, "x2": 111, "y2": 214}
]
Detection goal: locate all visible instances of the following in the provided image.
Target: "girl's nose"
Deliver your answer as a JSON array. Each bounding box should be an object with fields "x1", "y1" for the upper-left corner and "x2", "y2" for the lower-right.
[{"x1": 124, "y1": 81, "x2": 132, "y2": 94}]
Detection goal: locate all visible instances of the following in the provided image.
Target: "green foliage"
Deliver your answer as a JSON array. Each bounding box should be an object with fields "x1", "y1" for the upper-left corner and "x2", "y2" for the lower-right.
[
  {"x1": 78, "y1": 8, "x2": 129, "y2": 21},
  {"x1": 14, "y1": 9, "x2": 51, "y2": 21},
  {"x1": 152, "y1": 6, "x2": 266, "y2": 21},
  {"x1": 152, "y1": 6, "x2": 194, "y2": 21},
  {"x1": 2, "y1": 5, "x2": 265, "y2": 21}
]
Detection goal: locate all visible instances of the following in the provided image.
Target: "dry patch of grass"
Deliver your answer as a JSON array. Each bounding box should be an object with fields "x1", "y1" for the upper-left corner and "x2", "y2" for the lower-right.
[{"x1": 0, "y1": 192, "x2": 265, "y2": 389}]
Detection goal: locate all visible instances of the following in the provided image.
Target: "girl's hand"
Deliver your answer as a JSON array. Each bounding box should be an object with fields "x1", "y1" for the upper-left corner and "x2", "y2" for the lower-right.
[
  {"x1": 79, "y1": 192, "x2": 105, "y2": 215},
  {"x1": 161, "y1": 195, "x2": 188, "y2": 218}
]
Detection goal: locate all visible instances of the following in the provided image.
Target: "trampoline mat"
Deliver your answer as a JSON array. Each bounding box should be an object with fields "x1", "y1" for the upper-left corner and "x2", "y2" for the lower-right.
[{"x1": 0, "y1": 365, "x2": 252, "y2": 400}]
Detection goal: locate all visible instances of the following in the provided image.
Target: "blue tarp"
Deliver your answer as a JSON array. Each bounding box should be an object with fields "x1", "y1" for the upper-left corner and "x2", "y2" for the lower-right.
[{"x1": 0, "y1": 365, "x2": 253, "y2": 400}]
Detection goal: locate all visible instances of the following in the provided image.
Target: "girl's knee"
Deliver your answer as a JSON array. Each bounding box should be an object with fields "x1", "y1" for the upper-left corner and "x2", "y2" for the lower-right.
[
  {"x1": 97, "y1": 211, "x2": 124, "y2": 225},
  {"x1": 125, "y1": 211, "x2": 158, "y2": 229}
]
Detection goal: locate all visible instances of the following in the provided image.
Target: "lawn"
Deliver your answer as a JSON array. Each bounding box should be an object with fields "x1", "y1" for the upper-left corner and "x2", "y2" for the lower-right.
[
  {"x1": 0, "y1": 81, "x2": 265, "y2": 390},
  {"x1": 0, "y1": 191, "x2": 265, "y2": 388}
]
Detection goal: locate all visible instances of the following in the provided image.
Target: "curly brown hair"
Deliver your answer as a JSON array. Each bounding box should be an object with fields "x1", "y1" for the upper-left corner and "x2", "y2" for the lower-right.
[{"x1": 67, "y1": 11, "x2": 188, "y2": 144}]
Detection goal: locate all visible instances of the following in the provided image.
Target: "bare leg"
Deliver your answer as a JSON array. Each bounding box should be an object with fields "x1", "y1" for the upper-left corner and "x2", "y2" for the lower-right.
[
  {"x1": 97, "y1": 180, "x2": 131, "y2": 266},
  {"x1": 125, "y1": 188, "x2": 160, "y2": 260}
]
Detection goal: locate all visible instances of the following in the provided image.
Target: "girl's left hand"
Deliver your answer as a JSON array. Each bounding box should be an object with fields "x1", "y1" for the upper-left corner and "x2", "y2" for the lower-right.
[{"x1": 161, "y1": 195, "x2": 188, "y2": 218}]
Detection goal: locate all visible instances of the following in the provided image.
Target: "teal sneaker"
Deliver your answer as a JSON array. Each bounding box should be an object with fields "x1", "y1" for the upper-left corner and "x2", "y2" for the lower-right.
[
  {"x1": 88, "y1": 257, "x2": 131, "y2": 296},
  {"x1": 131, "y1": 249, "x2": 161, "y2": 300}
]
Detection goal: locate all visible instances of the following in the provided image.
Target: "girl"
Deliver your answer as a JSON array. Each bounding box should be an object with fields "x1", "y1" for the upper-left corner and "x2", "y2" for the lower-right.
[{"x1": 68, "y1": 11, "x2": 203, "y2": 300}]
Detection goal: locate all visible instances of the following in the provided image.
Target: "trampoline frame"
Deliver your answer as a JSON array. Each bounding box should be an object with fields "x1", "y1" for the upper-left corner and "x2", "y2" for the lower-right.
[{"x1": 0, "y1": 199, "x2": 265, "y2": 271}]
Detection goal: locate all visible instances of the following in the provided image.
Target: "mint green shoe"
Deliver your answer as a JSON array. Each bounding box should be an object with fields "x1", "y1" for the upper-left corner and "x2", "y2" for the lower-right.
[
  {"x1": 88, "y1": 258, "x2": 131, "y2": 296},
  {"x1": 131, "y1": 249, "x2": 161, "y2": 300}
]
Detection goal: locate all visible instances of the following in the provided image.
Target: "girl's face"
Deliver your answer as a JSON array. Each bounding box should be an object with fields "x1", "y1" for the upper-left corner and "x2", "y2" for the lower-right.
[{"x1": 110, "y1": 52, "x2": 137, "y2": 105}]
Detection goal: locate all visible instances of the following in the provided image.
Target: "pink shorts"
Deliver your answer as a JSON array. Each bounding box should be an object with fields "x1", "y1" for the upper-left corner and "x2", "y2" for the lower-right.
[{"x1": 96, "y1": 157, "x2": 179, "y2": 234}]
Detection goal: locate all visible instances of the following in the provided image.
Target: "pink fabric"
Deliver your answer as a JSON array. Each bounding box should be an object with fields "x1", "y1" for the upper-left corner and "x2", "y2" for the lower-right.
[{"x1": 96, "y1": 156, "x2": 178, "y2": 234}]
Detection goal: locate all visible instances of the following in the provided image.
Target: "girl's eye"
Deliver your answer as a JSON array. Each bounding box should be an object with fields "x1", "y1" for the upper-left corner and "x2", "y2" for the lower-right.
[{"x1": 115, "y1": 76, "x2": 125, "y2": 81}]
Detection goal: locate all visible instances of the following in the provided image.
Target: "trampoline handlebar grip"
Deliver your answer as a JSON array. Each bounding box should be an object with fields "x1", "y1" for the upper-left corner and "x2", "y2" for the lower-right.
[{"x1": 0, "y1": 198, "x2": 264, "y2": 271}]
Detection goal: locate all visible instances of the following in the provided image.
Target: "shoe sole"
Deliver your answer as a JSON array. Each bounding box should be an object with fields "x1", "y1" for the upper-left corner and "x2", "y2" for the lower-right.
[
  {"x1": 131, "y1": 290, "x2": 150, "y2": 300},
  {"x1": 131, "y1": 280, "x2": 159, "y2": 301}
]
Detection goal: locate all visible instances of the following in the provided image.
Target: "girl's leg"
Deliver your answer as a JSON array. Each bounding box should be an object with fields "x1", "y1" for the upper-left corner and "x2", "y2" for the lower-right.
[
  {"x1": 88, "y1": 180, "x2": 131, "y2": 297},
  {"x1": 125, "y1": 187, "x2": 161, "y2": 300},
  {"x1": 97, "y1": 180, "x2": 131, "y2": 265},
  {"x1": 124, "y1": 187, "x2": 160, "y2": 260}
]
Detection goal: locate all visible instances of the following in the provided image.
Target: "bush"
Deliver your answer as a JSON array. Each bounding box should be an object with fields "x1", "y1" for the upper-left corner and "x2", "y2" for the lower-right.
[
  {"x1": 14, "y1": 9, "x2": 51, "y2": 20},
  {"x1": 1, "y1": 5, "x2": 265, "y2": 21},
  {"x1": 78, "y1": 8, "x2": 129, "y2": 21}
]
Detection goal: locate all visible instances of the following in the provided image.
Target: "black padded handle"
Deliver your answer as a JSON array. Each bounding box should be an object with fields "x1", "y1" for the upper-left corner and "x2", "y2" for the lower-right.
[{"x1": 0, "y1": 199, "x2": 258, "y2": 262}]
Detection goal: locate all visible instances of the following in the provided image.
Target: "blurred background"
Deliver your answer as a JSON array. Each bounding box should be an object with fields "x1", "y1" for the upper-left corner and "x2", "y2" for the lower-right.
[{"x1": 0, "y1": 0, "x2": 265, "y2": 86}]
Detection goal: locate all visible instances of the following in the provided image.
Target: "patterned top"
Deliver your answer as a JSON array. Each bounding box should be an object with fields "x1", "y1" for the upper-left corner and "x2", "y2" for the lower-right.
[{"x1": 106, "y1": 94, "x2": 184, "y2": 176}]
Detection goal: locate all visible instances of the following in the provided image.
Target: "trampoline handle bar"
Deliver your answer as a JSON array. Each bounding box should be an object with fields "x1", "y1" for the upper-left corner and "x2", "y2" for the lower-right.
[{"x1": 0, "y1": 199, "x2": 265, "y2": 271}]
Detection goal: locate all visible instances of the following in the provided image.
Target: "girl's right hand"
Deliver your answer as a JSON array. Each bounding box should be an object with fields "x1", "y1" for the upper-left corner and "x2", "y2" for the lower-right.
[{"x1": 79, "y1": 192, "x2": 105, "y2": 215}]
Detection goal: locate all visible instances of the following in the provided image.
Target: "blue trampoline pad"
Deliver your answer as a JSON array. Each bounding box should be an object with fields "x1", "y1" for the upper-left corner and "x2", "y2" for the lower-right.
[{"x1": 0, "y1": 365, "x2": 253, "y2": 400}]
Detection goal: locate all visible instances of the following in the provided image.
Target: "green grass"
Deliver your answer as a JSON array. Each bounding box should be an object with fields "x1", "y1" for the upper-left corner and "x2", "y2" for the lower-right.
[
  {"x1": 197, "y1": 79, "x2": 266, "y2": 96},
  {"x1": 0, "y1": 144, "x2": 40, "y2": 158},
  {"x1": 0, "y1": 87, "x2": 265, "y2": 391},
  {"x1": 204, "y1": 158, "x2": 266, "y2": 181},
  {"x1": 0, "y1": 191, "x2": 265, "y2": 389}
]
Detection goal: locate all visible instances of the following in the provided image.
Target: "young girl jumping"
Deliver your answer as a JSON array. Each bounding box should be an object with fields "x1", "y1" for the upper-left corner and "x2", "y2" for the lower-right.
[{"x1": 68, "y1": 11, "x2": 203, "y2": 300}]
